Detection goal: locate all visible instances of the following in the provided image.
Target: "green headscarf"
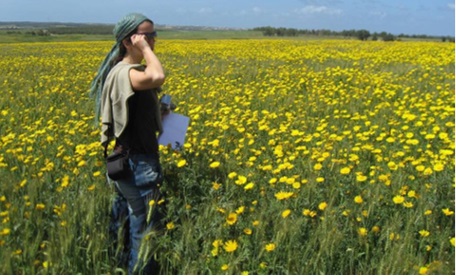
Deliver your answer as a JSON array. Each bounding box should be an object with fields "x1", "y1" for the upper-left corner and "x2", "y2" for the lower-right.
[{"x1": 89, "y1": 12, "x2": 150, "y2": 120}]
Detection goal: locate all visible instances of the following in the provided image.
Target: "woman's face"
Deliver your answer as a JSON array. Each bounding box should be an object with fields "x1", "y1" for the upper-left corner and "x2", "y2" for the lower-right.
[{"x1": 136, "y1": 20, "x2": 156, "y2": 50}]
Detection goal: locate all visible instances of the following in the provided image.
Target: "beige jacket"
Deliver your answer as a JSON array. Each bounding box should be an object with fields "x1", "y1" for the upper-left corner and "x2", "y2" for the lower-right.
[{"x1": 101, "y1": 62, "x2": 162, "y2": 146}]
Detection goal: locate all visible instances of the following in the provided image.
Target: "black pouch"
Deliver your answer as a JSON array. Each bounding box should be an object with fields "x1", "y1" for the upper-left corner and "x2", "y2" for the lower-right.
[{"x1": 106, "y1": 151, "x2": 132, "y2": 181}]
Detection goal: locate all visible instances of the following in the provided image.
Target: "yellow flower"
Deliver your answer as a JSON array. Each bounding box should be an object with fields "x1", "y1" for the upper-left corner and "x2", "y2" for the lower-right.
[
  {"x1": 433, "y1": 163, "x2": 444, "y2": 172},
  {"x1": 403, "y1": 201, "x2": 414, "y2": 208},
  {"x1": 211, "y1": 247, "x2": 219, "y2": 257},
  {"x1": 438, "y1": 132, "x2": 449, "y2": 139},
  {"x1": 318, "y1": 202, "x2": 327, "y2": 211},
  {"x1": 12, "y1": 249, "x2": 22, "y2": 255},
  {"x1": 358, "y1": 227, "x2": 368, "y2": 237},
  {"x1": 356, "y1": 174, "x2": 367, "y2": 182},
  {"x1": 340, "y1": 167, "x2": 351, "y2": 175},
  {"x1": 92, "y1": 171, "x2": 101, "y2": 177},
  {"x1": 442, "y1": 208, "x2": 454, "y2": 216},
  {"x1": 235, "y1": 175, "x2": 247, "y2": 185},
  {"x1": 274, "y1": 191, "x2": 294, "y2": 200},
  {"x1": 177, "y1": 159, "x2": 187, "y2": 167},
  {"x1": 393, "y1": 195, "x2": 405, "y2": 204},
  {"x1": 450, "y1": 237, "x2": 455, "y2": 247},
  {"x1": 371, "y1": 225, "x2": 380, "y2": 233},
  {"x1": 265, "y1": 243, "x2": 276, "y2": 252},
  {"x1": 212, "y1": 239, "x2": 223, "y2": 248},
  {"x1": 243, "y1": 228, "x2": 252, "y2": 235},
  {"x1": 226, "y1": 212, "x2": 238, "y2": 225},
  {"x1": 418, "y1": 266, "x2": 428, "y2": 275},
  {"x1": 209, "y1": 161, "x2": 220, "y2": 168},
  {"x1": 166, "y1": 222, "x2": 175, "y2": 230},
  {"x1": 313, "y1": 163, "x2": 323, "y2": 171},
  {"x1": 423, "y1": 167, "x2": 433, "y2": 175},
  {"x1": 419, "y1": 230, "x2": 430, "y2": 237},
  {"x1": 303, "y1": 209, "x2": 317, "y2": 217},
  {"x1": 212, "y1": 182, "x2": 221, "y2": 190},
  {"x1": 87, "y1": 184, "x2": 95, "y2": 191},
  {"x1": 281, "y1": 209, "x2": 291, "y2": 218},
  {"x1": 228, "y1": 172, "x2": 237, "y2": 179},
  {"x1": 387, "y1": 161, "x2": 398, "y2": 170},
  {"x1": 236, "y1": 206, "x2": 245, "y2": 214},
  {"x1": 1, "y1": 228, "x2": 11, "y2": 236},
  {"x1": 244, "y1": 182, "x2": 255, "y2": 190},
  {"x1": 289, "y1": 181, "x2": 299, "y2": 190},
  {"x1": 407, "y1": 190, "x2": 417, "y2": 198},
  {"x1": 221, "y1": 264, "x2": 229, "y2": 271},
  {"x1": 35, "y1": 203, "x2": 46, "y2": 210},
  {"x1": 224, "y1": 240, "x2": 238, "y2": 253},
  {"x1": 389, "y1": 232, "x2": 400, "y2": 241},
  {"x1": 19, "y1": 180, "x2": 27, "y2": 187},
  {"x1": 354, "y1": 195, "x2": 363, "y2": 204}
]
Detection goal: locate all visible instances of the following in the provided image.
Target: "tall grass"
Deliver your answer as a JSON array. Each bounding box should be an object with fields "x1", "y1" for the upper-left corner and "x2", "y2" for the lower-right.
[{"x1": 0, "y1": 39, "x2": 454, "y2": 274}]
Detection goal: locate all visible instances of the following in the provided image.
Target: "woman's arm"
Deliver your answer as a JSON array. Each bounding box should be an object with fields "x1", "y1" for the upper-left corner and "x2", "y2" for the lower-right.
[{"x1": 129, "y1": 35, "x2": 165, "y2": 91}]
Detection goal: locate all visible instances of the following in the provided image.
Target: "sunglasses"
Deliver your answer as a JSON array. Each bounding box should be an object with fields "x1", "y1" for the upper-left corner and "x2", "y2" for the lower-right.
[{"x1": 137, "y1": 31, "x2": 157, "y2": 40}]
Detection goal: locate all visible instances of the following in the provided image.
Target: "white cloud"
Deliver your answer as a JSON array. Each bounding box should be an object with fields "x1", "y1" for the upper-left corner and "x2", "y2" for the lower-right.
[
  {"x1": 369, "y1": 11, "x2": 387, "y2": 19},
  {"x1": 198, "y1": 7, "x2": 213, "y2": 14},
  {"x1": 176, "y1": 7, "x2": 187, "y2": 14},
  {"x1": 237, "y1": 9, "x2": 248, "y2": 16},
  {"x1": 295, "y1": 5, "x2": 342, "y2": 15},
  {"x1": 232, "y1": 7, "x2": 265, "y2": 17},
  {"x1": 252, "y1": 6, "x2": 263, "y2": 15}
]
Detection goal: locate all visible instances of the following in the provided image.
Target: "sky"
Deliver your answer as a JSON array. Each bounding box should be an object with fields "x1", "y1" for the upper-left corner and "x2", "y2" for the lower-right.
[{"x1": 0, "y1": 0, "x2": 454, "y2": 36}]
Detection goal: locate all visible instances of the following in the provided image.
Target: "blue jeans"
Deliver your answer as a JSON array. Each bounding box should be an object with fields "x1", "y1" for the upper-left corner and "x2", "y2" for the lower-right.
[{"x1": 111, "y1": 154, "x2": 164, "y2": 274}]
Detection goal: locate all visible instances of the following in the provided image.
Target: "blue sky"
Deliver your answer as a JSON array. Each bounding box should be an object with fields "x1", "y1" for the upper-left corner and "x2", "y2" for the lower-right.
[{"x1": 1, "y1": 0, "x2": 454, "y2": 36}]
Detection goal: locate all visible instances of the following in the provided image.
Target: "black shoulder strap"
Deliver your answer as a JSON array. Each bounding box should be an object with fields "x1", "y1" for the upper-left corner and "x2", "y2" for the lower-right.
[
  {"x1": 104, "y1": 142, "x2": 109, "y2": 159},
  {"x1": 103, "y1": 135, "x2": 112, "y2": 159}
]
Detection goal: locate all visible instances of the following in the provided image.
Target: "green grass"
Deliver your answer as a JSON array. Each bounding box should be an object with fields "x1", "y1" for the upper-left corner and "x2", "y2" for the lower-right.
[
  {"x1": 0, "y1": 30, "x2": 446, "y2": 43},
  {"x1": 0, "y1": 30, "x2": 265, "y2": 43},
  {"x1": 0, "y1": 38, "x2": 454, "y2": 274}
]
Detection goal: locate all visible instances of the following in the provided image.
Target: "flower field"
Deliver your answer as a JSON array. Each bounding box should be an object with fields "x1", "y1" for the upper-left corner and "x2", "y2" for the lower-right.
[{"x1": 0, "y1": 39, "x2": 454, "y2": 274}]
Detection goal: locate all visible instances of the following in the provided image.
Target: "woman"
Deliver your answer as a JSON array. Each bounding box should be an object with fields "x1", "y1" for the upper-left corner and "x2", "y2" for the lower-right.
[{"x1": 89, "y1": 12, "x2": 165, "y2": 274}]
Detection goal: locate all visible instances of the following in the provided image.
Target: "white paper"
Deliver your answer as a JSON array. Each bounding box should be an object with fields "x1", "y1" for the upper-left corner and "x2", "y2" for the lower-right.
[{"x1": 158, "y1": 112, "x2": 190, "y2": 150}]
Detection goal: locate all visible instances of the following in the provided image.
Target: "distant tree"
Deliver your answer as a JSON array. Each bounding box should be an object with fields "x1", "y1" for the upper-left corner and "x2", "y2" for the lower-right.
[
  {"x1": 381, "y1": 33, "x2": 395, "y2": 41},
  {"x1": 263, "y1": 27, "x2": 275, "y2": 36},
  {"x1": 251, "y1": 25, "x2": 445, "y2": 41},
  {"x1": 341, "y1": 29, "x2": 354, "y2": 37},
  {"x1": 356, "y1": 29, "x2": 370, "y2": 41},
  {"x1": 287, "y1": 28, "x2": 298, "y2": 36},
  {"x1": 372, "y1": 32, "x2": 378, "y2": 41},
  {"x1": 254, "y1": 26, "x2": 275, "y2": 36}
]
